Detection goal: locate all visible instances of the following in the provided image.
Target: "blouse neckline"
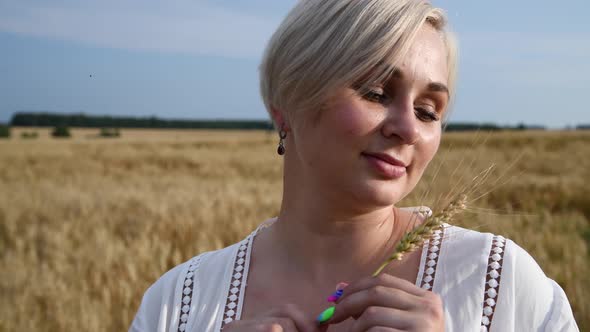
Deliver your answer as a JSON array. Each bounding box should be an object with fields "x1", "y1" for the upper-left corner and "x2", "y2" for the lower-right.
[{"x1": 219, "y1": 218, "x2": 447, "y2": 329}]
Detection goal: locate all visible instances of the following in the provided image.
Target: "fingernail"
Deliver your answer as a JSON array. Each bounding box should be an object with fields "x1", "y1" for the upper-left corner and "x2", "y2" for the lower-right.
[
  {"x1": 326, "y1": 289, "x2": 344, "y2": 302},
  {"x1": 335, "y1": 282, "x2": 349, "y2": 290},
  {"x1": 316, "y1": 306, "x2": 335, "y2": 325}
]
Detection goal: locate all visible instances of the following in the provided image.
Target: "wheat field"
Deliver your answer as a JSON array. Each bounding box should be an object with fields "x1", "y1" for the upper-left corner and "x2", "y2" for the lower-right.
[{"x1": 1, "y1": 128, "x2": 588, "y2": 331}]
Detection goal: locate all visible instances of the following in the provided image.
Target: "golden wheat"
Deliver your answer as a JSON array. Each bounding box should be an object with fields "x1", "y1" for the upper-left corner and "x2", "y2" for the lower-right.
[
  {"x1": 373, "y1": 194, "x2": 468, "y2": 276},
  {"x1": 0, "y1": 128, "x2": 588, "y2": 331}
]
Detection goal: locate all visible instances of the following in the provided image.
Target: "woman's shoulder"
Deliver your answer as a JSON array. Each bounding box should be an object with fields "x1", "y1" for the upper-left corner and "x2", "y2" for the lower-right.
[
  {"x1": 129, "y1": 219, "x2": 277, "y2": 331},
  {"x1": 129, "y1": 240, "x2": 244, "y2": 332},
  {"x1": 439, "y1": 223, "x2": 551, "y2": 290},
  {"x1": 436, "y1": 223, "x2": 578, "y2": 331},
  {"x1": 144, "y1": 241, "x2": 240, "y2": 295},
  {"x1": 439, "y1": 223, "x2": 546, "y2": 278},
  {"x1": 439, "y1": 223, "x2": 541, "y2": 267}
]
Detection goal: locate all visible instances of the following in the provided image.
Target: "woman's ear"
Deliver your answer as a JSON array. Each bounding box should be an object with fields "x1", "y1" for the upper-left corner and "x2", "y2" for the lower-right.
[{"x1": 270, "y1": 107, "x2": 291, "y2": 132}]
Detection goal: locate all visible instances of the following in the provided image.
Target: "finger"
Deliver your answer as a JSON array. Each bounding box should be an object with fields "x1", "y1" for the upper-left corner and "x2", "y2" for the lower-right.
[
  {"x1": 258, "y1": 317, "x2": 297, "y2": 332},
  {"x1": 348, "y1": 306, "x2": 415, "y2": 332},
  {"x1": 364, "y1": 327, "x2": 404, "y2": 332},
  {"x1": 270, "y1": 303, "x2": 320, "y2": 332},
  {"x1": 330, "y1": 285, "x2": 421, "y2": 324},
  {"x1": 330, "y1": 273, "x2": 425, "y2": 324},
  {"x1": 338, "y1": 274, "x2": 427, "y2": 303},
  {"x1": 222, "y1": 319, "x2": 295, "y2": 332}
]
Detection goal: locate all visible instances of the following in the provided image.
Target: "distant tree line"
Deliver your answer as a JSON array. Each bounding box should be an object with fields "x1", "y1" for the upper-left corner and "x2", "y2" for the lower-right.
[
  {"x1": 10, "y1": 111, "x2": 588, "y2": 132},
  {"x1": 443, "y1": 122, "x2": 547, "y2": 131},
  {"x1": 444, "y1": 123, "x2": 503, "y2": 131},
  {"x1": 10, "y1": 112, "x2": 275, "y2": 130},
  {"x1": 0, "y1": 124, "x2": 10, "y2": 138}
]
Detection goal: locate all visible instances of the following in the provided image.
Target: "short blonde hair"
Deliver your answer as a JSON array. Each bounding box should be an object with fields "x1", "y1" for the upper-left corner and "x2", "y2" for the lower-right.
[{"x1": 259, "y1": 0, "x2": 458, "y2": 125}]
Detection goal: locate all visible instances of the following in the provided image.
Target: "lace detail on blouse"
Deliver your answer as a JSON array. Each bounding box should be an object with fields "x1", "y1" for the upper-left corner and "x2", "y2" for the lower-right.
[
  {"x1": 419, "y1": 226, "x2": 445, "y2": 290},
  {"x1": 217, "y1": 218, "x2": 276, "y2": 329},
  {"x1": 177, "y1": 255, "x2": 203, "y2": 332},
  {"x1": 220, "y1": 235, "x2": 254, "y2": 328},
  {"x1": 480, "y1": 235, "x2": 506, "y2": 332}
]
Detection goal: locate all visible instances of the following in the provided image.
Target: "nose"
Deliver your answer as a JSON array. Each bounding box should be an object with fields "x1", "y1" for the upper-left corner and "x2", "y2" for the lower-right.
[{"x1": 381, "y1": 98, "x2": 420, "y2": 145}]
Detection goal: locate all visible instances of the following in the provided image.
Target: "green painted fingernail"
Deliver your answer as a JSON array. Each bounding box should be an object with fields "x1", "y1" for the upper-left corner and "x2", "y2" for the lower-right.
[{"x1": 316, "y1": 306, "x2": 335, "y2": 325}]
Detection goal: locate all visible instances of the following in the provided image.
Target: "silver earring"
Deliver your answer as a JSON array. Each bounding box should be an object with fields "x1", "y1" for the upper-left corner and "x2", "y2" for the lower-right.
[{"x1": 277, "y1": 129, "x2": 287, "y2": 155}]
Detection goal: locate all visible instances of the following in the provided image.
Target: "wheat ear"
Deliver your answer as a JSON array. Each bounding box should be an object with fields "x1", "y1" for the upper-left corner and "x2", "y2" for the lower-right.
[{"x1": 372, "y1": 194, "x2": 468, "y2": 277}]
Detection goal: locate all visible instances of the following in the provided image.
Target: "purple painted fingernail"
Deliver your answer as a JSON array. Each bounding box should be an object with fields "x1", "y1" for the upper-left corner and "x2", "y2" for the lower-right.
[{"x1": 327, "y1": 289, "x2": 344, "y2": 303}]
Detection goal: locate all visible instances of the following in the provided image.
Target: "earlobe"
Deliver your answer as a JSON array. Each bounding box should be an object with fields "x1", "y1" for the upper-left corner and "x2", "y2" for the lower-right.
[
  {"x1": 271, "y1": 107, "x2": 290, "y2": 156},
  {"x1": 270, "y1": 106, "x2": 291, "y2": 132}
]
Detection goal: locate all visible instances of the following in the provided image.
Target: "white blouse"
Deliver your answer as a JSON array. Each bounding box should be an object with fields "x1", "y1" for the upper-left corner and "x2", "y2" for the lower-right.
[{"x1": 129, "y1": 218, "x2": 579, "y2": 332}]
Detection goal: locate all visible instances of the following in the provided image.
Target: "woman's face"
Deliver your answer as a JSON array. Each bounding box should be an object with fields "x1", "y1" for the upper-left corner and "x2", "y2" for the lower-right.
[{"x1": 290, "y1": 25, "x2": 449, "y2": 208}]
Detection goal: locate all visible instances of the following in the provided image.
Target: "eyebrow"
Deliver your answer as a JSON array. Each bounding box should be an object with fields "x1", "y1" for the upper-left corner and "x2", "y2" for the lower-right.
[
  {"x1": 363, "y1": 65, "x2": 450, "y2": 99},
  {"x1": 389, "y1": 66, "x2": 449, "y2": 97},
  {"x1": 427, "y1": 82, "x2": 449, "y2": 96},
  {"x1": 390, "y1": 67, "x2": 403, "y2": 79}
]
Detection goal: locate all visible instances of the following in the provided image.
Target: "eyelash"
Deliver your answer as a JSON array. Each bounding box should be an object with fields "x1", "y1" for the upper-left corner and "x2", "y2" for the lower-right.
[{"x1": 361, "y1": 90, "x2": 440, "y2": 122}]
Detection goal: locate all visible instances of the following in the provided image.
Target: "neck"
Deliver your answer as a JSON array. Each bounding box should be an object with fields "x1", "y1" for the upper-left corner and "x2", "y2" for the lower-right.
[{"x1": 264, "y1": 178, "x2": 405, "y2": 285}]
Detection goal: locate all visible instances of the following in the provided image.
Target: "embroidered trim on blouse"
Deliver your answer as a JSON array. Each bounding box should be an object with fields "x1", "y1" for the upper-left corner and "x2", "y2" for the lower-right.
[
  {"x1": 480, "y1": 235, "x2": 506, "y2": 332},
  {"x1": 217, "y1": 218, "x2": 278, "y2": 329},
  {"x1": 177, "y1": 255, "x2": 203, "y2": 332},
  {"x1": 419, "y1": 226, "x2": 445, "y2": 290},
  {"x1": 220, "y1": 235, "x2": 253, "y2": 328}
]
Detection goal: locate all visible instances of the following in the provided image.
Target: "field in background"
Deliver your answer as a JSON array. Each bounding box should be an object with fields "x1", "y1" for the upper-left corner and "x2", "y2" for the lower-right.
[{"x1": 1, "y1": 128, "x2": 589, "y2": 331}]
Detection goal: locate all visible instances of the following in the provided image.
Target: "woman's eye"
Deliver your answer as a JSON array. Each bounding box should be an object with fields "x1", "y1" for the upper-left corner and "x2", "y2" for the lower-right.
[
  {"x1": 415, "y1": 107, "x2": 440, "y2": 122},
  {"x1": 362, "y1": 89, "x2": 388, "y2": 104}
]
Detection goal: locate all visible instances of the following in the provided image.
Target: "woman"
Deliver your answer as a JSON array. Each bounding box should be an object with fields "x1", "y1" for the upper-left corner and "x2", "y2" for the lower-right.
[{"x1": 130, "y1": 0, "x2": 579, "y2": 331}]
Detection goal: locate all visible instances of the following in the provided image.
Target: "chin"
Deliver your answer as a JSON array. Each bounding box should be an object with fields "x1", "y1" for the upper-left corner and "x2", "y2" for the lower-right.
[{"x1": 354, "y1": 179, "x2": 409, "y2": 207}]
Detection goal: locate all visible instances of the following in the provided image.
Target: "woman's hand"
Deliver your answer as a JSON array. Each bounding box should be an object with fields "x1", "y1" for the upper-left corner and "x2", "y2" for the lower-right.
[
  {"x1": 327, "y1": 273, "x2": 444, "y2": 332},
  {"x1": 223, "y1": 303, "x2": 320, "y2": 332}
]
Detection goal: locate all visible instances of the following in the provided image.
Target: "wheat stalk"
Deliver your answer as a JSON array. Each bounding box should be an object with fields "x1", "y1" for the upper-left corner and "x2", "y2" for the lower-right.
[
  {"x1": 318, "y1": 193, "x2": 469, "y2": 324},
  {"x1": 372, "y1": 194, "x2": 468, "y2": 276}
]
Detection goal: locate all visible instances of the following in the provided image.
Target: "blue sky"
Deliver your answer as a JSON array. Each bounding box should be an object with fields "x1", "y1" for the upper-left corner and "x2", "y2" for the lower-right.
[{"x1": 1, "y1": 0, "x2": 589, "y2": 128}]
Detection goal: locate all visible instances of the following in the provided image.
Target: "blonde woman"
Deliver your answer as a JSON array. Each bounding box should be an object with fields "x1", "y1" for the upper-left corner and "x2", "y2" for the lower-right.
[{"x1": 130, "y1": 1, "x2": 579, "y2": 331}]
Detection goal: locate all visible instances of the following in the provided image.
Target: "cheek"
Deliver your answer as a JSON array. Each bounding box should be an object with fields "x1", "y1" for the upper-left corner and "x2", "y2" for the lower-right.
[
  {"x1": 418, "y1": 128, "x2": 441, "y2": 164},
  {"x1": 327, "y1": 102, "x2": 378, "y2": 138}
]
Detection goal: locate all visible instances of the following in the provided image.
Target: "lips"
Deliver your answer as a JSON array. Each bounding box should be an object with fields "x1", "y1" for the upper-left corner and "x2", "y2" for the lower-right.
[
  {"x1": 362, "y1": 152, "x2": 407, "y2": 167},
  {"x1": 362, "y1": 152, "x2": 408, "y2": 179}
]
